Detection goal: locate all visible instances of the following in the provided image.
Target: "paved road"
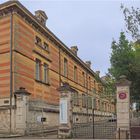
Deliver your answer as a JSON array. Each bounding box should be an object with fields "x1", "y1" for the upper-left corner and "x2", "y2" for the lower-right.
[{"x1": 0, "y1": 131, "x2": 58, "y2": 139}]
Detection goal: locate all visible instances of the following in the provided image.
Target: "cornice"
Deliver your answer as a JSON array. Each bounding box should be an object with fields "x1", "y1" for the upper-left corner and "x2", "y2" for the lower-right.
[
  {"x1": 0, "y1": 1, "x2": 103, "y2": 84},
  {"x1": 33, "y1": 49, "x2": 52, "y2": 62}
]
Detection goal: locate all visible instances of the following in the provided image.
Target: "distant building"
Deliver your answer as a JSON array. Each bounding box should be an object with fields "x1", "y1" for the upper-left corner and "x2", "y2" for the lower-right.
[{"x1": 0, "y1": 1, "x2": 115, "y2": 135}]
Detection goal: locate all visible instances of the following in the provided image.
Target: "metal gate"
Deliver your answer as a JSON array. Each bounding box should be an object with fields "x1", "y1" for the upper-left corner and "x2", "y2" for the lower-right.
[
  {"x1": 71, "y1": 95, "x2": 116, "y2": 139},
  {"x1": 72, "y1": 112, "x2": 94, "y2": 138},
  {"x1": 130, "y1": 111, "x2": 140, "y2": 139},
  {"x1": 94, "y1": 115, "x2": 116, "y2": 139}
]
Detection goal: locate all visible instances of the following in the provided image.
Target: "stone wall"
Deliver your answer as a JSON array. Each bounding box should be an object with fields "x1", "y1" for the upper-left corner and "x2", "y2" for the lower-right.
[
  {"x1": 0, "y1": 109, "x2": 10, "y2": 133},
  {"x1": 0, "y1": 96, "x2": 59, "y2": 135}
]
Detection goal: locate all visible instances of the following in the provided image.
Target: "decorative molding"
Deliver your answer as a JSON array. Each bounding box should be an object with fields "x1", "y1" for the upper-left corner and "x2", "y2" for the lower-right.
[{"x1": 33, "y1": 49, "x2": 51, "y2": 62}]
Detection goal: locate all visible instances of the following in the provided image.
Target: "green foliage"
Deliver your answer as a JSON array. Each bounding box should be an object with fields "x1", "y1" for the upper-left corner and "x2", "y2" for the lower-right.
[
  {"x1": 109, "y1": 32, "x2": 134, "y2": 80},
  {"x1": 121, "y1": 4, "x2": 140, "y2": 40},
  {"x1": 121, "y1": 4, "x2": 140, "y2": 101},
  {"x1": 103, "y1": 74, "x2": 116, "y2": 96},
  {"x1": 131, "y1": 42, "x2": 140, "y2": 100},
  {"x1": 109, "y1": 32, "x2": 140, "y2": 100},
  {"x1": 102, "y1": 74, "x2": 116, "y2": 103},
  {"x1": 109, "y1": 5, "x2": 140, "y2": 101}
]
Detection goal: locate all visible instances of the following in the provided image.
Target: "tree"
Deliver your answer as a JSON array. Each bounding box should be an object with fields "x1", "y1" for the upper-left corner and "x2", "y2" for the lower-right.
[
  {"x1": 121, "y1": 5, "x2": 140, "y2": 40},
  {"x1": 131, "y1": 41, "x2": 140, "y2": 100},
  {"x1": 101, "y1": 73, "x2": 116, "y2": 103},
  {"x1": 102, "y1": 74, "x2": 115, "y2": 94},
  {"x1": 109, "y1": 32, "x2": 134, "y2": 80},
  {"x1": 109, "y1": 32, "x2": 137, "y2": 99},
  {"x1": 121, "y1": 5, "x2": 140, "y2": 101}
]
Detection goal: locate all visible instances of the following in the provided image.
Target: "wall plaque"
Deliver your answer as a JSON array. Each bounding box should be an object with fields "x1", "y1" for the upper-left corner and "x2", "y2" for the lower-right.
[{"x1": 60, "y1": 99, "x2": 68, "y2": 124}]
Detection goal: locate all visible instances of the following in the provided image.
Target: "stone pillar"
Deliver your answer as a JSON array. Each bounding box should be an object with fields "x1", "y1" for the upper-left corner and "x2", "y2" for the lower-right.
[
  {"x1": 14, "y1": 87, "x2": 31, "y2": 135},
  {"x1": 116, "y1": 75, "x2": 131, "y2": 139},
  {"x1": 58, "y1": 83, "x2": 77, "y2": 139}
]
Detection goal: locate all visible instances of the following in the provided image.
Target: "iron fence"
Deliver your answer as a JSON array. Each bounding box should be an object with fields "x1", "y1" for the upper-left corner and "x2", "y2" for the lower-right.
[
  {"x1": 71, "y1": 95, "x2": 116, "y2": 139},
  {"x1": 130, "y1": 111, "x2": 140, "y2": 139}
]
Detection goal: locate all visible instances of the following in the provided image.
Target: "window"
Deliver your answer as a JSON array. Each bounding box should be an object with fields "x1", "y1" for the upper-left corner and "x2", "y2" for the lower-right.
[
  {"x1": 104, "y1": 103, "x2": 106, "y2": 111},
  {"x1": 94, "y1": 80, "x2": 96, "y2": 88},
  {"x1": 93, "y1": 98, "x2": 96, "y2": 109},
  {"x1": 82, "y1": 94, "x2": 86, "y2": 107},
  {"x1": 89, "y1": 77, "x2": 91, "y2": 90},
  {"x1": 102, "y1": 102, "x2": 104, "y2": 111},
  {"x1": 73, "y1": 92, "x2": 79, "y2": 106},
  {"x1": 35, "y1": 59, "x2": 41, "y2": 81},
  {"x1": 87, "y1": 96, "x2": 92, "y2": 109},
  {"x1": 82, "y1": 72, "x2": 85, "y2": 86},
  {"x1": 98, "y1": 100, "x2": 100, "y2": 110},
  {"x1": 43, "y1": 42, "x2": 49, "y2": 51},
  {"x1": 92, "y1": 88, "x2": 96, "y2": 94},
  {"x1": 64, "y1": 58, "x2": 68, "y2": 77},
  {"x1": 44, "y1": 63, "x2": 49, "y2": 83},
  {"x1": 74, "y1": 66, "x2": 77, "y2": 82},
  {"x1": 35, "y1": 36, "x2": 42, "y2": 46}
]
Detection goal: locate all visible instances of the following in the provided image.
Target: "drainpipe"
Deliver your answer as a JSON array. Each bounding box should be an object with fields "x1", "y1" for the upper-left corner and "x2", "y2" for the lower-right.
[
  {"x1": 10, "y1": 11, "x2": 13, "y2": 134},
  {"x1": 59, "y1": 47, "x2": 61, "y2": 87}
]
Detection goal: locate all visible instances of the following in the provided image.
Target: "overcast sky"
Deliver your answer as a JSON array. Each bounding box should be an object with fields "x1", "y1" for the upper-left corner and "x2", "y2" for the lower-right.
[{"x1": 0, "y1": 0, "x2": 139, "y2": 76}]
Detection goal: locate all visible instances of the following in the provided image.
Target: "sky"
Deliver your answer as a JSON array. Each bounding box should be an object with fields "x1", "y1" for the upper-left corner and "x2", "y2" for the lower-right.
[{"x1": 0, "y1": 0, "x2": 139, "y2": 76}]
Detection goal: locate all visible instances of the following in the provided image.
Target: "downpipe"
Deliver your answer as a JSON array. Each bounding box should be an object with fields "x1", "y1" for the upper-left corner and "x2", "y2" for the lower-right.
[{"x1": 10, "y1": 11, "x2": 13, "y2": 134}]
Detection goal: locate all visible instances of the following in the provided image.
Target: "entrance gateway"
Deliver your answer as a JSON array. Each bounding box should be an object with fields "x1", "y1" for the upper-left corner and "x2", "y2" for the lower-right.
[
  {"x1": 116, "y1": 75, "x2": 131, "y2": 139},
  {"x1": 116, "y1": 75, "x2": 140, "y2": 139},
  {"x1": 58, "y1": 76, "x2": 140, "y2": 139},
  {"x1": 58, "y1": 82, "x2": 116, "y2": 139}
]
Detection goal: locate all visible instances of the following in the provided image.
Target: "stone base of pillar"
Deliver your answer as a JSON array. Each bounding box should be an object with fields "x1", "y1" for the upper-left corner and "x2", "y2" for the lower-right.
[
  {"x1": 58, "y1": 127, "x2": 72, "y2": 139},
  {"x1": 116, "y1": 129, "x2": 130, "y2": 139}
]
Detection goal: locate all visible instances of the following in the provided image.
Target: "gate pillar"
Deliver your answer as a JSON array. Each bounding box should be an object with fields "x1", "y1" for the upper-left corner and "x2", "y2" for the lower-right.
[
  {"x1": 14, "y1": 87, "x2": 31, "y2": 135},
  {"x1": 58, "y1": 82, "x2": 76, "y2": 138},
  {"x1": 116, "y1": 75, "x2": 131, "y2": 139}
]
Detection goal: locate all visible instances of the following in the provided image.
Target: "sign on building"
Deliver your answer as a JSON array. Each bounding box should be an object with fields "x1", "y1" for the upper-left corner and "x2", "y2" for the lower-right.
[{"x1": 60, "y1": 99, "x2": 68, "y2": 124}]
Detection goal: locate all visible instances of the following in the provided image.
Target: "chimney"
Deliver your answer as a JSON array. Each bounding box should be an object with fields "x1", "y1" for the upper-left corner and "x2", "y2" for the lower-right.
[
  {"x1": 70, "y1": 46, "x2": 78, "y2": 55},
  {"x1": 96, "y1": 71, "x2": 100, "y2": 76},
  {"x1": 35, "y1": 10, "x2": 48, "y2": 25},
  {"x1": 85, "y1": 61, "x2": 91, "y2": 68}
]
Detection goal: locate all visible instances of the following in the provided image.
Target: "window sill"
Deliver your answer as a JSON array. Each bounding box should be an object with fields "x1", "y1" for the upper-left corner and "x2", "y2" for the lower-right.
[
  {"x1": 42, "y1": 81, "x2": 50, "y2": 86},
  {"x1": 35, "y1": 79, "x2": 50, "y2": 86}
]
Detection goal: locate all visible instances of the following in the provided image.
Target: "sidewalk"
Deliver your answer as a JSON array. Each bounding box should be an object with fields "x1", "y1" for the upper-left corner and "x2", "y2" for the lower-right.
[
  {"x1": 0, "y1": 133, "x2": 57, "y2": 139},
  {"x1": 0, "y1": 134, "x2": 22, "y2": 138}
]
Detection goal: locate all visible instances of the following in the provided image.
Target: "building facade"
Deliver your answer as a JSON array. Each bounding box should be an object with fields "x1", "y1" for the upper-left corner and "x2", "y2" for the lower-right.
[{"x1": 0, "y1": 1, "x2": 115, "y2": 135}]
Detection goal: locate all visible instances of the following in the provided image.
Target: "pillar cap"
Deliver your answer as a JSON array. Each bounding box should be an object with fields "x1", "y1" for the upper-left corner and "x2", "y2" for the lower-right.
[
  {"x1": 14, "y1": 87, "x2": 31, "y2": 96},
  {"x1": 116, "y1": 75, "x2": 131, "y2": 86},
  {"x1": 57, "y1": 82, "x2": 77, "y2": 93}
]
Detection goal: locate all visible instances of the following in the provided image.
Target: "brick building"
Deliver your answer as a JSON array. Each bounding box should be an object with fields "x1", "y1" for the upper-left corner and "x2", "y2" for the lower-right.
[{"x1": 0, "y1": 1, "x2": 115, "y2": 135}]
